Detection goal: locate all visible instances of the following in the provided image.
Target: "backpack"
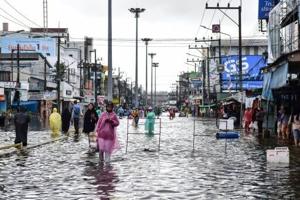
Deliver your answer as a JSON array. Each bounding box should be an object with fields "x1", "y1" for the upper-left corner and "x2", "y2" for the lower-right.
[{"x1": 73, "y1": 105, "x2": 80, "y2": 117}]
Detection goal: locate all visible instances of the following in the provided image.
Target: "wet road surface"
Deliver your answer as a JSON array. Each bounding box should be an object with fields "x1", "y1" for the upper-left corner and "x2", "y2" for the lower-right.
[{"x1": 0, "y1": 114, "x2": 299, "y2": 199}]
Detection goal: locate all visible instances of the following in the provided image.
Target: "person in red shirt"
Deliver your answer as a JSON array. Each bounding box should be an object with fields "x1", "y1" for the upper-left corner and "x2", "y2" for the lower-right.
[{"x1": 244, "y1": 108, "x2": 253, "y2": 133}]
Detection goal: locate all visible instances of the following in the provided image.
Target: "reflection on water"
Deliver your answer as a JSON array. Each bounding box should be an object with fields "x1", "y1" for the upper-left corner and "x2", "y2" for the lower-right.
[
  {"x1": 84, "y1": 161, "x2": 118, "y2": 199},
  {"x1": 0, "y1": 114, "x2": 299, "y2": 199}
]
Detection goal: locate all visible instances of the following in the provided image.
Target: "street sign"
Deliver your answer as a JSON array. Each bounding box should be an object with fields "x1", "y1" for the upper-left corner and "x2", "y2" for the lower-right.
[
  {"x1": 217, "y1": 64, "x2": 225, "y2": 73},
  {"x1": 212, "y1": 24, "x2": 220, "y2": 33}
]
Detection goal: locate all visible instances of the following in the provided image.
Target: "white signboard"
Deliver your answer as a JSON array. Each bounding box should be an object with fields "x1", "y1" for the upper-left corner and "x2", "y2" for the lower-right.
[{"x1": 0, "y1": 82, "x2": 16, "y2": 89}]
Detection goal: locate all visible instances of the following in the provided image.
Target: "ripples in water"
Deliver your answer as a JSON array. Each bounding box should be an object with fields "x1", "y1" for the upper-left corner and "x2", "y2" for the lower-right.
[{"x1": 0, "y1": 115, "x2": 299, "y2": 199}]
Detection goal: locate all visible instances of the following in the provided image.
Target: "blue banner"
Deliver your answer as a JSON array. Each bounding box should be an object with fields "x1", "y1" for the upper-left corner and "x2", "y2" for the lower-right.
[
  {"x1": 0, "y1": 37, "x2": 56, "y2": 56},
  {"x1": 221, "y1": 55, "x2": 266, "y2": 90},
  {"x1": 258, "y1": 0, "x2": 279, "y2": 19}
]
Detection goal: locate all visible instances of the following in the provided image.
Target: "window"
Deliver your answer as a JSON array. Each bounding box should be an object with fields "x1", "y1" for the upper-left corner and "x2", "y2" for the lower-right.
[{"x1": 0, "y1": 71, "x2": 11, "y2": 81}]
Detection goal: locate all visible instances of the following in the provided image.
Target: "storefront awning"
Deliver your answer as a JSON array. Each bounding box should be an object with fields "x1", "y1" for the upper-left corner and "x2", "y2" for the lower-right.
[{"x1": 262, "y1": 62, "x2": 288, "y2": 101}]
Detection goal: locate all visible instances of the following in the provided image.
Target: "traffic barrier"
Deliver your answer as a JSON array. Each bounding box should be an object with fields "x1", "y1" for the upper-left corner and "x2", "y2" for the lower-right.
[
  {"x1": 125, "y1": 118, "x2": 162, "y2": 153},
  {"x1": 0, "y1": 143, "x2": 22, "y2": 150},
  {"x1": 218, "y1": 119, "x2": 234, "y2": 130},
  {"x1": 0, "y1": 134, "x2": 71, "y2": 158},
  {"x1": 267, "y1": 147, "x2": 289, "y2": 163}
]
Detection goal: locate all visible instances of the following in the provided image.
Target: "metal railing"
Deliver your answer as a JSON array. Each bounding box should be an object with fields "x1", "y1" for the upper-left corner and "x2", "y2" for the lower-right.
[{"x1": 125, "y1": 118, "x2": 162, "y2": 153}]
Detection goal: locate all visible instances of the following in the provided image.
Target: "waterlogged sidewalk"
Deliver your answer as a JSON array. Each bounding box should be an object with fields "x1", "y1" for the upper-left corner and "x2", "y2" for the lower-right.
[{"x1": 0, "y1": 129, "x2": 69, "y2": 157}]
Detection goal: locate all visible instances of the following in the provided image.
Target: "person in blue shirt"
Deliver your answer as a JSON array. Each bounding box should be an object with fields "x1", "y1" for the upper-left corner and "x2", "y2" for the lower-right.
[{"x1": 71, "y1": 100, "x2": 81, "y2": 136}]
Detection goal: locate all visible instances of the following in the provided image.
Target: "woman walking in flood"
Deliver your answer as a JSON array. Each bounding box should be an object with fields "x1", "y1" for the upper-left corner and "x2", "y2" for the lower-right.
[
  {"x1": 83, "y1": 103, "x2": 99, "y2": 150},
  {"x1": 96, "y1": 101, "x2": 120, "y2": 162}
]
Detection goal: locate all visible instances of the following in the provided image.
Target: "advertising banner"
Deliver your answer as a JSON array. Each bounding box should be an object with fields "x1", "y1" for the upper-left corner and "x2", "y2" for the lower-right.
[
  {"x1": 221, "y1": 55, "x2": 266, "y2": 91},
  {"x1": 0, "y1": 37, "x2": 56, "y2": 56}
]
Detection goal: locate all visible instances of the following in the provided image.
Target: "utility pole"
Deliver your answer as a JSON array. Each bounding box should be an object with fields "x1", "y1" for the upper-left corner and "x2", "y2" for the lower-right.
[
  {"x1": 108, "y1": 0, "x2": 113, "y2": 101},
  {"x1": 152, "y1": 62, "x2": 159, "y2": 106},
  {"x1": 94, "y1": 50, "x2": 97, "y2": 106},
  {"x1": 10, "y1": 49, "x2": 14, "y2": 81},
  {"x1": 148, "y1": 53, "x2": 156, "y2": 106},
  {"x1": 44, "y1": 57, "x2": 47, "y2": 90},
  {"x1": 141, "y1": 38, "x2": 152, "y2": 106},
  {"x1": 206, "y1": 2, "x2": 243, "y2": 127},
  {"x1": 56, "y1": 37, "x2": 61, "y2": 112},
  {"x1": 129, "y1": 7, "x2": 145, "y2": 108},
  {"x1": 90, "y1": 49, "x2": 97, "y2": 106},
  {"x1": 195, "y1": 37, "x2": 222, "y2": 93},
  {"x1": 206, "y1": 3, "x2": 242, "y2": 92},
  {"x1": 188, "y1": 45, "x2": 210, "y2": 105},
  {"x1": 130, "y1": 81, "x2": 133, "y2": 105},
  {"x1": 118, "y1": 67, "x2": 121, "y2": 105},
  {"x1": 17, "y1": 44, "x2": 20, "y2": 110},
  {"x1": 78, "y1": 50, "x2": 83, "y2": 97}
]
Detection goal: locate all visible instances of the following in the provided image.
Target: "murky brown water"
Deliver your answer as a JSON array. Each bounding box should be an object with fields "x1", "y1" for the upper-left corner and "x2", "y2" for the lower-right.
[{"x1": 0, "y1": 114, "x2": 299, "y2": 199}]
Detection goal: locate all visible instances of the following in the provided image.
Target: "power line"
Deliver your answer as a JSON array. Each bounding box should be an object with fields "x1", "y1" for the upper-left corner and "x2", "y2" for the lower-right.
[
  {"x1": 0, "y1": 6, "x2": 30, "y2": 28},
  {"x1": 194, "y1": 1, "x2": 207, "y2": 37},
  {"x1": 0, "y1": 13, "x2": 29, "y2": 29},
  {"x1": 3, "y1": 0, "x2": 42, "y2": 28}
]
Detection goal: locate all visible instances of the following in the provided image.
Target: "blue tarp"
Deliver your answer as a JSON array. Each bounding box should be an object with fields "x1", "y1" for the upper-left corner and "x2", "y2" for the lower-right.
[
  {"x1": 262, "y1": 72, "x2": 273, "y2": 100},
  {"x1": 262, "y1": 62, "x2": 288, "y2": 101},
  {"x1": 270, "y1": 63, "x2": 288, "y2": 89}
]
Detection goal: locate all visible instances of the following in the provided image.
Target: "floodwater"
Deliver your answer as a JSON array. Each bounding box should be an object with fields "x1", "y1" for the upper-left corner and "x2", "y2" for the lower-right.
[{"x1": 0, "y1": 113, "x2": 299, "y2": 199}]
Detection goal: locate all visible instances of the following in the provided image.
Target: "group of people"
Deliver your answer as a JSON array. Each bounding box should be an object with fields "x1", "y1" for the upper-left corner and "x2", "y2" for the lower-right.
[
  {"x1": 13, "y1": 99, "x2": 158, "y2": 162},
  {"x1": 243, "y1": 106, "x2": 265, "y2": 134},
  {"x1": 49, "y1": 100, "x2": 82, "y2": 138},
  {"x1": 48, "y1": 101, "x2": 120, "y2": 162},
  {"x1": 277, "y1": 106, "x2": 300, "y2": 147}
]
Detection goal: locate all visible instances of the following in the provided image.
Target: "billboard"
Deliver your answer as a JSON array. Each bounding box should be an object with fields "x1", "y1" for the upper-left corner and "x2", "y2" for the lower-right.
[
  {"x1": 0, "y1": 37, "x2": 56, "y2": 56},
  {"x1": 258, "y1": 0, "x2": 279, "y2": 19},
  {"x1": 221, "y1": 55, "x2": 266, "y2": 91}
]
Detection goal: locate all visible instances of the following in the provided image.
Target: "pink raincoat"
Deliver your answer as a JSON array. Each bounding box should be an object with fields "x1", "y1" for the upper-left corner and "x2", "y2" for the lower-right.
[{"x1": 96, "y1": 111, "x2": 120, "y2": 154}]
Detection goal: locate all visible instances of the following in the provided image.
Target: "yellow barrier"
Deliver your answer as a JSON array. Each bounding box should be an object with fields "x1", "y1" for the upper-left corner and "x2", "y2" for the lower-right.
[{"x1": 0, "y1": 143, "x2": 22, "y2": 150}]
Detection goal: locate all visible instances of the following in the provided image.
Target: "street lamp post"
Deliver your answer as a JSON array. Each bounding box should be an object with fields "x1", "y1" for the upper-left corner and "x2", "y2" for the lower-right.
[
  {"x1": 108, "y1": 0, "x2": 113, "y2": 101},
  {"x1": 129, "y1": 7, "x2": 145, "y2": 108},
  {"x1": 141, "y1": 38, "x2": 152, "y2": 106},
  {"x1": 152, "y1": 62, "x2": 159, "y2": 106},
  {"x1": 148, "y1": 53, "x2": 156, "y2": 106}
]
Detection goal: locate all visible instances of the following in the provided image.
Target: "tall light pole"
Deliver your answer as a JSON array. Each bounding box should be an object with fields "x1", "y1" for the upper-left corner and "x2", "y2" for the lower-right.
[
  {"x1": 152, "y1": 62, "x2": 159, "y2": 106},
  {"x1": 148, "y1": 53, "x2": 156, "y2": 106},
  {"x1": 108, "y1": 0, "x2": 113, "y2": 101},
  {"x1": 129, "y1": 7, "x2": 145, "y2": 108},
  {"x1": 141, "y1": 38, "x2": 152, "y2": 106}
]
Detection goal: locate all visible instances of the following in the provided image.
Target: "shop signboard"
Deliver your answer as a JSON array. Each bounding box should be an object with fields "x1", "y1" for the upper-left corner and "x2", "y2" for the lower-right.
[
  {"x1": 221, "y1": 55, "x2": 266, "y2": 91},
  {"x1": 0, "y1": 82, "x2": 16, "y2": 89}
]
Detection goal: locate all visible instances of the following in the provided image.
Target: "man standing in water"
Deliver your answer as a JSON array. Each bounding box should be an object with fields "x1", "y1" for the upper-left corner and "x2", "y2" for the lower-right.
[
  {"x1": 14, "y1": 107, "x2": 30, "y2": 147},
  {"x1": 72, "y1": 100, "x2": 81, "y2": 136}
]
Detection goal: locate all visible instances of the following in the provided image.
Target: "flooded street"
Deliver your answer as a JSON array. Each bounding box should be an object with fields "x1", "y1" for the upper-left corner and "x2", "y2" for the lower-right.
[{"x1": 0, "y1": 114, "x2": 300, "y2": 199}]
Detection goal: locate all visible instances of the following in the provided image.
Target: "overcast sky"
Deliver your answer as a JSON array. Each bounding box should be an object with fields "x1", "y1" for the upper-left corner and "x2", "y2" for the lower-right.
[{"x1": 1, "y1": 0, "x2": 266, "y2": 91}]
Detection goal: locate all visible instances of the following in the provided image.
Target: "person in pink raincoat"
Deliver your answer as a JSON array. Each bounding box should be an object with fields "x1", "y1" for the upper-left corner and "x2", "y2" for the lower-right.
[{"x1": 96, "y1": 101, "x2": 120, "y2": 162}]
